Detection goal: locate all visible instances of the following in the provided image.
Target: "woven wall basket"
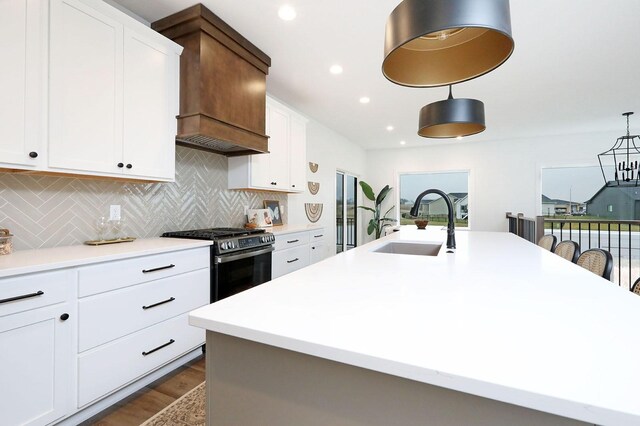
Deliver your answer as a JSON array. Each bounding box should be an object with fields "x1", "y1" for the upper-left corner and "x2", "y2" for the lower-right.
[
  {"x1": 308, "y1": 181, "x2": 320, "y2": 195},
  {"x1": 305, "y1": 203, "x2": 323, "y2": 223}
]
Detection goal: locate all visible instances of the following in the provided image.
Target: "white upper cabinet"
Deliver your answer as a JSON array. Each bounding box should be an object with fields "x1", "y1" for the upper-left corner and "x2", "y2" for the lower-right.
[
  {"x1": 289, "y1": 115, "x2": 307, "y2": 192},
  {"x1": 122, "y1": 28, "x2": 177, "y2": 180},
  {"x1": 228, "y1": 96, "x2": 307, "y2": 193},
  {"x1": 49, "y1": 0, "x2": 123, "y2": 175},
  {"x1": 48, "y1": 0, "x2": 181, "y2": 181},
  {"x1": 0, "y1": 0, "x2": 44, "y2": 169},
  {"x1": 0, "y1": 0, "x2": 181, "y2": 181}
]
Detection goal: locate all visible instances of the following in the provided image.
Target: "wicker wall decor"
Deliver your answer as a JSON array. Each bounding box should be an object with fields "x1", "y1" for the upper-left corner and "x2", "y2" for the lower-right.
[
  {"x1": 309, "y1": 162, "x2": 319, "y2": 173},
  {"x1": 308, "y1": 181, "x2": 320, "y2": 195},
  {"x1": 304, "y1": 203, "x2": 323, "y2": 223}
]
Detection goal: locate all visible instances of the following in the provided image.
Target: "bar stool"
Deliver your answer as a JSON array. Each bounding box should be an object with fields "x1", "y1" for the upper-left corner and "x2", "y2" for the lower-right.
[
  {"x1": 553, "y1": 241, "x2": 580, "y2": 263},
  {"x1": 631, "y1": 277, "x2": 640, "y2": 295},
  {"x1": 576, "y1": 249, "x2": 613, "y2": 280},
  {"x1": 537, "y1": 234, "x2": 557, "y2": 252}
]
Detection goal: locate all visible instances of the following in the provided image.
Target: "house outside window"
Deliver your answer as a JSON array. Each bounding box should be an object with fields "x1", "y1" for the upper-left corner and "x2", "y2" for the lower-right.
[
  {"x1": 608, "y1": 205, "x2": 613, "y2": 212},
  {"x1": 399, "y1": 171, "x2": 469, "y2": 228}
]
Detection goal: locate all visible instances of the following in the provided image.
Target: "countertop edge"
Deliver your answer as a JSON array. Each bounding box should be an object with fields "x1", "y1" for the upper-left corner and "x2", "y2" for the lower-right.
[
  {"x1": 188, "y1": 313, "x2": 633, "y2": 426},
  {"x1": 0, "y1": 238, "x2": 213, "y2": 278}
]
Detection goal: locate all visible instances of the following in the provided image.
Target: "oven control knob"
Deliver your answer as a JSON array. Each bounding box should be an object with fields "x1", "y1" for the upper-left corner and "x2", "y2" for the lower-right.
[
  {"x1": 221, "y1": 242, "x2": 228, "y2": 250},
  {"x1": 260, "y1": 236, "x2": 265, "y2": 243},
  {"x1": 230, "y1": 242, "x2": 235, "y2": 249}
]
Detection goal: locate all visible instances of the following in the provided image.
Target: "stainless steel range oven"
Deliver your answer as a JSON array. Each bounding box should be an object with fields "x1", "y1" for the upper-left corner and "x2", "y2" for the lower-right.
[{"x1": 161, "y1": 228, "x2": 275, "y2": 303}]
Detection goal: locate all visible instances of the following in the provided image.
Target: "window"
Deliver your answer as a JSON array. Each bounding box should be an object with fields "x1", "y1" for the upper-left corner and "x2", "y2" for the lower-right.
[
  {"x1": 399, "y1": 171, "x2": 469, "y2": 227},
  {"x1": 541, "y1": 165, "x2": 618, "y2": 218}
]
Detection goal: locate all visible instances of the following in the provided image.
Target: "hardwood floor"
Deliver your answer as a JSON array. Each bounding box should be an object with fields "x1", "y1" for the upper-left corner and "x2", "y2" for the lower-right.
[{"x1": 81, "y1": 355, "x2": 205, "y2": 426}]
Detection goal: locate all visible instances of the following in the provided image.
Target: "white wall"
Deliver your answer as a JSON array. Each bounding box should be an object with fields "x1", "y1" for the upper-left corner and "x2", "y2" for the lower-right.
[
  {"x1": 365, "y1": 130, "x2": 620, "y2": 232},
  {"x1": 288, "y1": 119, "x2": 367, "y2": 257}
]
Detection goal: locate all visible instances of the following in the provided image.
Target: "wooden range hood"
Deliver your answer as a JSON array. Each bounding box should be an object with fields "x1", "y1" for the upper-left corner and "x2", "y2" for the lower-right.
[{"x1": 152, "y1": 4, "x2": 271, "y2": 156}]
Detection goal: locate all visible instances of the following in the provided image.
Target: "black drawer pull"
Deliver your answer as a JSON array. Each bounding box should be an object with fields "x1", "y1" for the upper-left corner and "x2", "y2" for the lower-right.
[
  {"x1": 314, "y1": 234, "x2": 324, "y2": 238},
  {"x1": 142, "y1": 264, "x2": 175, "y2": 273},
  {"x1": 142, "y1": 339, "x2": 175, "y2": 356},
  {"x1": 142, "y1": 297, "x2": 175, "y2": 310},
  {"x1": 287, "y1": 239, "x2": 299, "y2": 244},
  {"x1": 0, "y1": 290, "x2": 44, "y2": 305},
  {"x1": 287, "y1": 258, "x2": 299, "y2": 264}
]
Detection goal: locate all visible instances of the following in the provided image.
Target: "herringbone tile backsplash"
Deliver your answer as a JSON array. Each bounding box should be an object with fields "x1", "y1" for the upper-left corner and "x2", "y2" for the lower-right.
[{"x1": 0, "y1": 147, "x2": 287, "y2": 250}]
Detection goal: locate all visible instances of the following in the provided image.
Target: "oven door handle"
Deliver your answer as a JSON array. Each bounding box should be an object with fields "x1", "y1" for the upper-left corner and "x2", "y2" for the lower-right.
[{"x1": 215, "y1": 246, "x2": 274, "y2": 264}]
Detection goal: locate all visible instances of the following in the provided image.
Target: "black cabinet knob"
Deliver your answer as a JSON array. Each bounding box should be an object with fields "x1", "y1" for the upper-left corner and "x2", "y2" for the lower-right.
[
  {"x1": 29, "y1": 151, "x2": 38, "y2": 158},
  {"x1": 126, "y1": 164, "x2": 132, "y2": 169},
  {"x1": 60, "y1": 313, "x2": 70, "y2": 321},
  {"x1": 117, "y1": 162, "x2": 124, "y2": 168},
  {"x1": 292, "y1": 184, "x2": 296, "y2": 188}
]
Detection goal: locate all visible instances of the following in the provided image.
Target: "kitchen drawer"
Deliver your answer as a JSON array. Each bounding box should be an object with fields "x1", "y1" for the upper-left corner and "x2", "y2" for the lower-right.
[
  {"x1": 272, "y1": 245, "x2": 310, "y2": 279},
  {"x1": 309, "y1": 228, "x2": 326, "y2": 242},
  {"x1": 274, "y1": 231, "x2": 309, "y2": 251},
  {"x1": 78, "y1": 247, "x2": 209, "y2": 297},
  {"x1": 79, "y1": 268, "x2": 208, "y2": 352},
  {"x1": 78, "y1": 312, "x2": 204, "y2": 407},
  {"x1": 0, "y1": 270, "x2": 74, "y2": 317}
]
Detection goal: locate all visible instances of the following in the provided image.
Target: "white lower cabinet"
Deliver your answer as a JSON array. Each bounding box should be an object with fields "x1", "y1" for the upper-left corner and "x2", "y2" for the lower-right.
[
  {"x1": 78, "y1": 312, "x2": 203, "y2": 407},
  {"x1": 272, "y1": 227, "x2": 326, "y2": 279},
  {"x1": 0, "y1": 244, "x2": 210, "y2": 425},
  {"x1": 0, "y1": 270, "x2": 76, "y2": 426},
  {"x1": 310, "y1": 230, "x2": 327, "y2": 264},
  {"x1": 76, "y1": 247, "x2": 209, "y2": 407}
]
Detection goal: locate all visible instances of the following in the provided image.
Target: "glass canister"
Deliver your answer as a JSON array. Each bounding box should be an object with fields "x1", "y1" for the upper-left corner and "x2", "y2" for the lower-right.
[{"x1": 0, "y1": 228, "x2": 13, "y2": 255}]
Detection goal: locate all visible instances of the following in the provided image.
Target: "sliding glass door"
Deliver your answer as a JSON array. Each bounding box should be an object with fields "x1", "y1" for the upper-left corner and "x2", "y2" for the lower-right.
[{"x1": 336, "y1": 172, "x2": 357, "y2": 253}]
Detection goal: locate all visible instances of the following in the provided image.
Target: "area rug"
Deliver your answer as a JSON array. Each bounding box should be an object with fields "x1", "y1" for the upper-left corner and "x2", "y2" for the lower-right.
[{"x1": 141, "y1": 381, "x2": 205, "y2": 426}]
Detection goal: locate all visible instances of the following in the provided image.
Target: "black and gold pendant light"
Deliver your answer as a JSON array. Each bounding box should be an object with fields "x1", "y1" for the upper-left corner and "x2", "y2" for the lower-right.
[
  {"x1": 383, "y1": 0, "x2": 514, "y2": 88},
  {"x1": 418, "y1": 86, "x2": 485, "y2": 138}
]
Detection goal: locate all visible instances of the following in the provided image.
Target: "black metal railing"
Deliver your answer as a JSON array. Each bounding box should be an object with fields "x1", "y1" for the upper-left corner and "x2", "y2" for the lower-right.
[
  {"x1": 506, "y1": 212, "x2": 544, "y2": 243},
  {"x1": 336, "y1": 217, "x2": 356, "y2": 253},
  {"x1": 506, "y1": 212, "x2": 640, "y2": 289}
]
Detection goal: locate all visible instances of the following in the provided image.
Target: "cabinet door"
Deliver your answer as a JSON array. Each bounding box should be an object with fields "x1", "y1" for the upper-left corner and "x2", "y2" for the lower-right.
[
  {"x1": 0, "y1": 0, "x2": 42, "y2": 168},
  {"x1": 250, "y1": 105, "x2": 274, "y2": 189},
  {"x1": 289, "y1": 116, "x2": 306, "y2": 192},
  {"x1": 0, "y1": 303, "x2": 74, "y2": 426},
  {"x1": 310, "y1": 241, "x2": 327, "y2": 264},
  {"x1": 261, "y1": 104, "x2": 289, "y2": 190},
  {"x1": 49, "y1": 0, "x2": 123, "y2": 174},
  {"x1": 122, "y1": 28, "x2": 176, "y2": 181}
]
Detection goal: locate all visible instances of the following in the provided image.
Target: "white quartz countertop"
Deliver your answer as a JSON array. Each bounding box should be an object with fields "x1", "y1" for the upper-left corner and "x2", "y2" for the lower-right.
[
  {"x1": 189, "y1": 227, "x2": 640, "y2": 425},
  {"x1": 0, "y1": 238, "x2": 212, "y2": 278},
  {"x1": 262, "y1": 224, "x2": 323, "y2": 235}
]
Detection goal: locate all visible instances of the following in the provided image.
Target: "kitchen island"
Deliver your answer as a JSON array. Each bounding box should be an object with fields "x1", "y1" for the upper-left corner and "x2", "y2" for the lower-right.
[{"x1": 189, "y1": 227, "x2": 640, "y2": 426}]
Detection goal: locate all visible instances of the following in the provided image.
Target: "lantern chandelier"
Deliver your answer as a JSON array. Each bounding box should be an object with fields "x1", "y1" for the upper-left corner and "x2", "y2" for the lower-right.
[{"x1": 598, "y1": 112, "x2": 640, "y2": 187}]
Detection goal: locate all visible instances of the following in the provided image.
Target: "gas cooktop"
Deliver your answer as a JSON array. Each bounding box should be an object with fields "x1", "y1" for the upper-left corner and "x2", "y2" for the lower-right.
[
  {"x1": 161, "y1": 227, "x2": 265, "y2": 240},
  {"x1": 161, "y1": 227, "x2": 274, "y2": 255}
]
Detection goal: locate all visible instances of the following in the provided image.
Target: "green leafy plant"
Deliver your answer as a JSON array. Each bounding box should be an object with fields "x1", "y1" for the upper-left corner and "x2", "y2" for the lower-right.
[{"x1": 358, "y1": 181, "x2": 397, "y2": 239}]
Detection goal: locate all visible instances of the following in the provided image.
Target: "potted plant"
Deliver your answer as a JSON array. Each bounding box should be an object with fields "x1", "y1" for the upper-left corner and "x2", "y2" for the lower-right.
[{"x1": 358, "y1": 181, "x2": 397, "y2": 239}]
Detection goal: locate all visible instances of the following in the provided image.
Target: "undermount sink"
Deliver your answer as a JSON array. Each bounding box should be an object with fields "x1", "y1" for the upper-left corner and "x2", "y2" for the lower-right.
[{"x1": 372, "y1": 241, "x2": 442, "y2": 256}]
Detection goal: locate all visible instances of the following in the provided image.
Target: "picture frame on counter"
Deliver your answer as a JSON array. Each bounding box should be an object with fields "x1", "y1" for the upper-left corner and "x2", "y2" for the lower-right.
[
  {"x1": 263, "y1": 200, "x2": 283, "y2": 226},
  {"x1": 247, "y1": 209, "x2": 273, "y2": 227}
]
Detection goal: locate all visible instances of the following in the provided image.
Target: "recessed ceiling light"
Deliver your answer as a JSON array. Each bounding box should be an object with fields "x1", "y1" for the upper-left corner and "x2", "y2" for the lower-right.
[
  {"x1": 456, "y1": 136, "x2": 463, "y2": 140},
  {"x1": 278, "y1": 5, "x2": 296, "y2": 21},
  {"x1": 400, "y1": 140, "x2": 406, "y2": 145},
  {"x1": 386, "y1": 125, "x2": 394, "y2": 131},
  {"x1": 359, "y1": 97, "x2": 370, "y2": 104},
  {"x1": 329, "y1": 64, "x2": 343, "y2": 75}
]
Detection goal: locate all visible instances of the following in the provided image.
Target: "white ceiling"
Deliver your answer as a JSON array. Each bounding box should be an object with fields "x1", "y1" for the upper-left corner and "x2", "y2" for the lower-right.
[{"x1": 113, "y1": 0, "x2": 640, "y2": 150}]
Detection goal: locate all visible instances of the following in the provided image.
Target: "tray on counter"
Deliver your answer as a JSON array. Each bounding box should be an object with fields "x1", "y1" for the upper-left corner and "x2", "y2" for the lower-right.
[{"x1": 84, "y1": 237, "x2": 136, "y2": 246}]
